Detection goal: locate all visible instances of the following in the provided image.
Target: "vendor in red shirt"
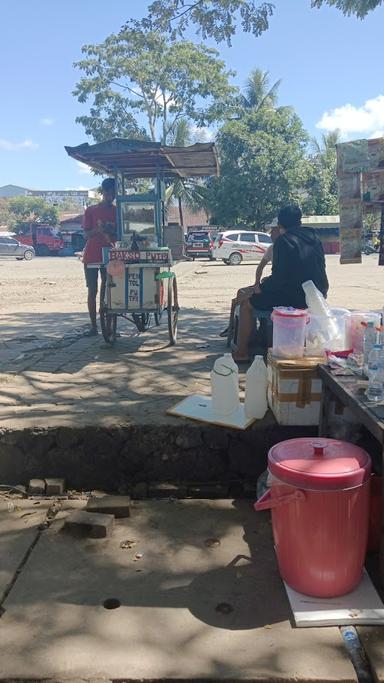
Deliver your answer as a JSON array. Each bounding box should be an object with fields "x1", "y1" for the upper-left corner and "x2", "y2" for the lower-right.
[{"x1": 82, "y1": 177, "x2": 116, "y2": 336}]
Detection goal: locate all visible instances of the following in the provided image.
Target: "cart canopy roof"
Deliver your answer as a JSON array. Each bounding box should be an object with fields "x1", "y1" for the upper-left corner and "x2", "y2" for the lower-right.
[{"x1": 65, "y1": 138, "x2": 219, "y2": 179}]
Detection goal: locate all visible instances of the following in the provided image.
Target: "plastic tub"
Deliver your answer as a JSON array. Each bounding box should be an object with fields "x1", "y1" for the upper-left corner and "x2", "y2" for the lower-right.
[
  {"x1": 271, "y1": 307, "x2": 308, "y2": 359},
  {"x1": 254, "y1": 438, "x2": 371, "y2": 598}
]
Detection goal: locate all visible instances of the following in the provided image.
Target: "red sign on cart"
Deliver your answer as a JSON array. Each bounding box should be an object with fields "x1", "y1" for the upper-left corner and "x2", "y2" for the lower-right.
[{"x1": 110, "y1": 250, "x2": 140, "y2": 262}]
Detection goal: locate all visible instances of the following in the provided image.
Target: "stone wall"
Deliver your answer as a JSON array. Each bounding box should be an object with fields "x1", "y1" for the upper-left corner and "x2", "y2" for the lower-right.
[{"x1": 0, "y1": 421, "x2": 316, "y2": 494}]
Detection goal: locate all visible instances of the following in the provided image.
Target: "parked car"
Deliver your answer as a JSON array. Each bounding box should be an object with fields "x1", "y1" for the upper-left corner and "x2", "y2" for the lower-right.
[
  {"x1": 212, "y1": 230, "x2": 273, "y2": 265},
  {"x1": 17, "y1": 223, "x2": 64, "y2": 256},
  {"x1": 0, "y1": 236, "x2": 35, "y2": 260},
  {"x1": 186, "y1": 230, "x2": 215, "y2": 260}
]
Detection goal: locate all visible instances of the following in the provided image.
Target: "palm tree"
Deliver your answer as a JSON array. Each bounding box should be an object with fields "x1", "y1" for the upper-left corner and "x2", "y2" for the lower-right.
[
  {"x1": 165, "y1": 119, "x2": 209, "y2": 227},
  {"x1": 242, "y1": 69, "x2": 282, "y2": 111},
  {"x1": 311, "y1": 130, "x2": 341, "y2": 161}
]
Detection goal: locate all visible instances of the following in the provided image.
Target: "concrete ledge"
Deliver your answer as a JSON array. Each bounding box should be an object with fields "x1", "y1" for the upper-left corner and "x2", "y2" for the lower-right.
[{"x1": 0, "y1": 417, "x2": 317, "y2": 492}]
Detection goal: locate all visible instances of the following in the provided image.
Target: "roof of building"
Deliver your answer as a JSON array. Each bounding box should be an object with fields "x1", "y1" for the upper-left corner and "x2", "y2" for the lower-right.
[
  {"x1": 65, "y1": 138, "x2": 219, "y2": 179},
  {"x1": 302, "y1": 215, "x2": 340, "y2": 224}
]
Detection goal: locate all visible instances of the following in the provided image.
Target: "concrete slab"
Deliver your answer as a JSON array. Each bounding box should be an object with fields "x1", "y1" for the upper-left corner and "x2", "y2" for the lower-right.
[
  {"x1": 0, "y1": 500, "x2": 356, "y2": 681},
  {"x1": 358, "y1": 627, "x2": 384, "y2": 682},
  {"x1": 0, "y1": 498, "x2": 47, "y2": 602}
]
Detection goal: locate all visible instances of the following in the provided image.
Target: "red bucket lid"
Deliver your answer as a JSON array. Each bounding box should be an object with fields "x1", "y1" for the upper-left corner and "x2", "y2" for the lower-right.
[
  {"x1": 272, "y1": 307, "x2": 308, "y2": 318},
  {"x1": 268, "y1": 438, "x2": 371, "y2": 490}
]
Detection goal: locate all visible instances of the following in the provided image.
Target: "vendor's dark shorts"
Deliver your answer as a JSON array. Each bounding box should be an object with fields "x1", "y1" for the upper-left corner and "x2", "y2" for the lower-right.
[
  {"x1": 84, "y1": 265, "x2": 106, "y2": 298},
  {"x1": 250, "y1": 291, "x2": 277, "y2": 310}
]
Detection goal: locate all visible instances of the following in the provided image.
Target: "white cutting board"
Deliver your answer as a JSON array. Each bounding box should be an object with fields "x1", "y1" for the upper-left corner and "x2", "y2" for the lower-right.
[
  {"x1": 167, "y1": 394, "x2": 256, "y2": 430},
  {"x1": 285, "y1": 570, "x2": 384, "y2": 627}
]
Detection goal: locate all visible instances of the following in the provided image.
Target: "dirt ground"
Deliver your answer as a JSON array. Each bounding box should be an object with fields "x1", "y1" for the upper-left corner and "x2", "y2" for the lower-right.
[{"x1": 0, "y1": 253, "x2": 382, "y2": 317}]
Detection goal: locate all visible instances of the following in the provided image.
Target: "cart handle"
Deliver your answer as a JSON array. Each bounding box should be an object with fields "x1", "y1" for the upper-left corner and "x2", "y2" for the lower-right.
[
  {"x1": 254, "y1": 488, "x2": 305, "y2": 511},
  {"x1": 155, "y1": 271, "x2": 175, "y2": 280}
]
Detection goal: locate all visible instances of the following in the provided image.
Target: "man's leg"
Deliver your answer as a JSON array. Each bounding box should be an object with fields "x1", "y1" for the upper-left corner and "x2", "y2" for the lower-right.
[
  {"x1": 84, "y1": 265, "x2": 98, "y2": 335},
  {"x1": 232, "y1": 297, "x2": 254, "y2": 361}
]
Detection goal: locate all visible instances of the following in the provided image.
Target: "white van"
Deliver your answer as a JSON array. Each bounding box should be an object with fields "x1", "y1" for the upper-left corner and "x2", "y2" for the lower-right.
[{"x1": 212, "y1": 230, "x2": 272, "y2": 265}]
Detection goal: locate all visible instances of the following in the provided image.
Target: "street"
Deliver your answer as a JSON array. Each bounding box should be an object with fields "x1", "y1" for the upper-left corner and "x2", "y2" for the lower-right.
[{"x1": 0, "y1": 253, "x2": 382, "y2": 318}]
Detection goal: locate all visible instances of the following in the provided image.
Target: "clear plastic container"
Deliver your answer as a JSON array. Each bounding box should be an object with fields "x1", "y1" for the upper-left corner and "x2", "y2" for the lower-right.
[
  {"x1": 346, "y1": 312, "x2": 381, "y2": 353},
  {"x1": 272, "y1": 307, "x2": 308, "y2": 359},
  {"x1": 306, "y1": 308, "x2": 351, "y2": 355}
]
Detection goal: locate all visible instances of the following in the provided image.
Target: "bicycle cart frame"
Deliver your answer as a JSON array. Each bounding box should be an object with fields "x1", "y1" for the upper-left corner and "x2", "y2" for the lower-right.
[{"x1": 65, "y1": 139, "x2": 219, "y2": 345}]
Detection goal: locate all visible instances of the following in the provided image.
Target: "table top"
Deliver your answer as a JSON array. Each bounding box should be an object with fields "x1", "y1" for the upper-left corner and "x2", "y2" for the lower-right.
[{"x1": 318, "y1": 364, "x2": 384, "y2": 443}]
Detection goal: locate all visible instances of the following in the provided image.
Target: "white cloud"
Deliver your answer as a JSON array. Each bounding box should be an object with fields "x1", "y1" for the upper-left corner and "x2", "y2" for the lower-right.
[
  {"x1": 316, "y1": 95, "x2": 384, "y2": 140},
  {"x1": 76, "y1": 161, "x2": 93, "y2": 175},
  {"x1": 0, "y1": 138, "x2": 38, "y2": 151},
  {"x1": 40, "y1": 117, "x2": 54, "y2": 126}
]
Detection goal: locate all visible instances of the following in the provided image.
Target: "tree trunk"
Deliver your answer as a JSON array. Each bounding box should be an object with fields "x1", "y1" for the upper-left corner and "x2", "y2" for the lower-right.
[{"x1": 178, "y1": 196, "x2": 184, "y2": 228}]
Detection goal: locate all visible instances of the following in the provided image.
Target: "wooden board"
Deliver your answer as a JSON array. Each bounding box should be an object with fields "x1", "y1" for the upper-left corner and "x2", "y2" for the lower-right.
[
  {"x1": 285, "y1": 570, "x2": 384, "y2": 627},
  {"x1": 167, "y1": 394, "x2": 256, "y2": 430}
]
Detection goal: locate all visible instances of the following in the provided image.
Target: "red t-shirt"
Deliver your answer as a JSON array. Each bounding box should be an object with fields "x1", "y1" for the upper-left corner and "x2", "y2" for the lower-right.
[{"x1": 82, "y1": 203, "x2": 116, "y2": 264}]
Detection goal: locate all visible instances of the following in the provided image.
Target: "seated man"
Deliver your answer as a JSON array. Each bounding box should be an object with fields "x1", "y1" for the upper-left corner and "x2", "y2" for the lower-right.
[
  {"x1": 233, "y1": 204, "x2": 329, "y2": 362},
  {"x1": 220, "y1": 226, "x2": 279, "y2": 339}
]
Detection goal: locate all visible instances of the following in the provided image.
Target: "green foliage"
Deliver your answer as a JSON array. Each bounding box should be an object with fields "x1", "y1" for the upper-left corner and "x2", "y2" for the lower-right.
[
  {"x1": 206, "y1": 106, "x2": 309, "y2": 229},
  {"x1": 165, "y1": 119, "x2": 209, "y2": 225},
  {"x1": 142, "y1": 1, "x2": 274, "y2": 45},
  {"x1": 7, "y1": 197, "x2": 59, "y2": 229},
  {"x1": 242, "y1": 69, "x2": 282, "y2": 111},
  {"x1": 141, "y1": 0, "x2": 381, "y2": 45},
  {"x1": 74, "y1": 27, "x2": 237, "y2": 144},
  {"x1": 0, "y1": 198, "x2": 15, "y2": 230},
  {"x1": 311, "y1": 0, "x2": 382, "y2": 17},
  {"x1": 303, "y1": 130, "x2": 340, "y2": 216}
]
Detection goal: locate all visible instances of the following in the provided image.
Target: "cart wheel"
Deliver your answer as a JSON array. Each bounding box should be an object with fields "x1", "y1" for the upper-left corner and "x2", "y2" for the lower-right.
[
  {"x1": 167, "y1": 276, "x2": 179, "y2": 345},
  {"x1": 100, "y1": 309, "x2": 117, "y2": 344},
  {"x1": 132, "y1": 313, "x2": 151, "y2": 332}
]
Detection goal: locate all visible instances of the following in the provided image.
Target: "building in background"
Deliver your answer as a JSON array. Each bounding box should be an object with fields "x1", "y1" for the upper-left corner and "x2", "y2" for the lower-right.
[
  {"x1": 302, "y1": 215, "x2": 340, "y2": 254},
  {"x1": 0, "y1": 185, "x2": 98, "y2": 208}
]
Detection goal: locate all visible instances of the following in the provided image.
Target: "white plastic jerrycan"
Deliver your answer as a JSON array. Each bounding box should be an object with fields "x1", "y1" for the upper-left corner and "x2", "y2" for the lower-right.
[
  {"x1": 244, "y1": 355, "x2": 268, "y2": 419},
  {"x1": 211, "y1": 353, "x2": 240, "y2": 416}
]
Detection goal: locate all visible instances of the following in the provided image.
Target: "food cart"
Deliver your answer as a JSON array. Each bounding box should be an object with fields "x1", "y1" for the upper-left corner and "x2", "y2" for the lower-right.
[{"x1": 65, "y1": 139, "x2": 219, "y2": 345}]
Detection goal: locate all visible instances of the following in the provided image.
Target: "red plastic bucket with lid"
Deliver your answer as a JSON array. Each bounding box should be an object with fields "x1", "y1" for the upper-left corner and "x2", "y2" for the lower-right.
[{"x1": 254, "y1": 438, "x2": 371, "y2": 597}]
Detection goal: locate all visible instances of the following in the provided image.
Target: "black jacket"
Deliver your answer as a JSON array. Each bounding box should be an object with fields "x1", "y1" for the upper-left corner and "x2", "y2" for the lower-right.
[{"x1": 259, "y1": 227, "x2": 329, "y2": 309}]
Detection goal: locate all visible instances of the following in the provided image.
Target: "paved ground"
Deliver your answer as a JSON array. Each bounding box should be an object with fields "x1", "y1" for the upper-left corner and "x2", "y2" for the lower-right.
[
  {"x1": 0, "y1": 497, "x2": 358, "y2": 682},
  {"x1": 0, "y1": 254, "x2": 382, "y2": 430}
]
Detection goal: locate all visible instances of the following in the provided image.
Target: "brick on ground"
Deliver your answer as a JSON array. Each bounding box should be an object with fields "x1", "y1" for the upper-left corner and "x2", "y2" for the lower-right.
[
  {"x1": 45, "y1": 478, "x2": 65, "y2": 496},
  {"x1": 28, "y1": 479, "x2": 46, "y2": 495},
  {"x1": 64, "y1": 510, "x2": 114, "y2": 538},
  {"x1": 86, "y1": 495, "x2": 131, "y2": 518}
]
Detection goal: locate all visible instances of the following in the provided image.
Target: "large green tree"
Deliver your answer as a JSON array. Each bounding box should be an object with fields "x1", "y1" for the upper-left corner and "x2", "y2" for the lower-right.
[
  {"x1": 141, "y1": 0, "x2": 382, "y2": 44},
  {"x1": 7, "y1": 197, "x2": 59, "y2": 230},
  {"x1": 205, "y1": 106, "x2": 309, "y2": 228},
  {"x1": 74, "y1": 27, "x2": 236, "y2": 144},
  {"x1": 303, "y1": 130, "x2": 340, "y2": 216}
]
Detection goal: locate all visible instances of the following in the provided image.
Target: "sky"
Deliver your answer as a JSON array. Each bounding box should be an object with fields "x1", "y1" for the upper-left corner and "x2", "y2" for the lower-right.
[{"x1": 1, "y1": 0, "x2": 384, "y2": 190}]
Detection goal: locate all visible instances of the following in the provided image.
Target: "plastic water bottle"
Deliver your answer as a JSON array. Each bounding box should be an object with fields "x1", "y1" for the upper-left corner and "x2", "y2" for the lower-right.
[
  {"x1": 363, "y1": 321, "x2": 377, "y2": 366},
  {"x1": 245, "y1": 356, "x2": 268, "y2": 419},
  {"x1": 367, "y1": 344, "x2": 382, "y2": 376},
  {"x1": 211, "y1": 353, "x2": 240, "y2": 416},
  {"x1": 366, "y1": 346, "x2": 383, "y2": 397},
  {"x1": 366, "y1": 365, "x2": 383, "y2": 401}
]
